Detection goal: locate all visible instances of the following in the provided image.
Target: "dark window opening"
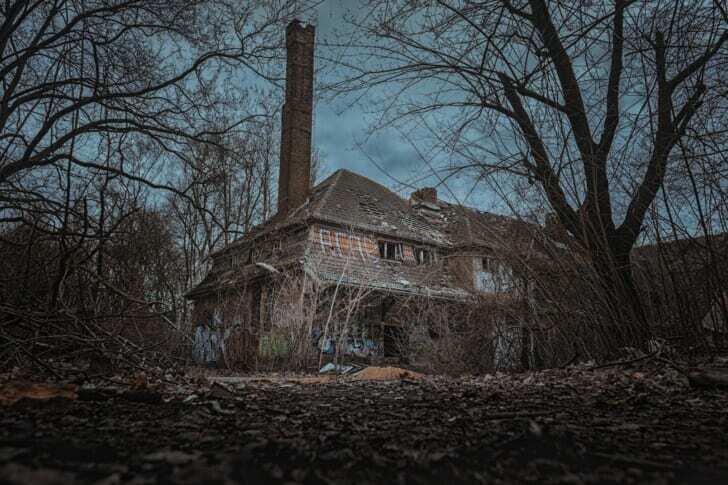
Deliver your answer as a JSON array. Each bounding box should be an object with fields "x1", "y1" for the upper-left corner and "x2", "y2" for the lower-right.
[
  {"x1": 383, "y1": 325, "x2": 406, "y2": 357},
  {"x1": 378, "y1": 241, "x2": 403, "y2": 260},
  {"x1": 415, "y1": 247, "x2": 434, "y2": 265}
]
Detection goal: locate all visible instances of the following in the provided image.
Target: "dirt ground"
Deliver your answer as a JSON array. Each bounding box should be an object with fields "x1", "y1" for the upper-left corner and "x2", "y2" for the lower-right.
[{"x1": 1, "y1": 364, "x2": 728, "y2": 484}]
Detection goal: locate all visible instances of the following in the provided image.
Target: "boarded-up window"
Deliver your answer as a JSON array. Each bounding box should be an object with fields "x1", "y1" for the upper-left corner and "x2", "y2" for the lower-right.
[
  {"x1": 336, "y1": 232, "x2": 349, "y2": 256},
  {"x1": 361, "y1": 237, "x2": 379, "y2": 258},
  {"x1": 319, "y1": 228, "x2": 334, "y2": 254},
  {"x1": 319, "y1": 228, "x2": 330, "y2": 246},
  {"x1": 351, "y1": 235, "x2": 366, "y2": 259}
]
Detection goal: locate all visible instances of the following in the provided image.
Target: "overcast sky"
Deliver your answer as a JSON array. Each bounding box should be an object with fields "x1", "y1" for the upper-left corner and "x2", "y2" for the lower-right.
[
  {"x1": 307, "y1": 1, "x2": 418, "y2": 189},
  {"x1": 302, "y1": 0, "x2": 492, "y2": 208}
]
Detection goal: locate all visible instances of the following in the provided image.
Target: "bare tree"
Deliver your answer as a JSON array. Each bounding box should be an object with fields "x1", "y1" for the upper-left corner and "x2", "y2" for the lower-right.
[
  {"x1": 0, "y1": 0, "x2": 317, "y2": 368},
  {"x1": 329, "y1": 0, "x2": 727, "y2": 339},
  {"x1": 1, "y1": 1, "x2": 302, "y2": 181},
  {"x1": 167, "y1": 102, "x2": 281, "y2": 327}
]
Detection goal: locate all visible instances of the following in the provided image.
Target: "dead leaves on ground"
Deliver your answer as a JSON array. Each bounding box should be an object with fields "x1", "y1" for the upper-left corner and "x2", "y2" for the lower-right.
[{"x1": 1, "y1": 361, "x2": 728, "y2": 483}]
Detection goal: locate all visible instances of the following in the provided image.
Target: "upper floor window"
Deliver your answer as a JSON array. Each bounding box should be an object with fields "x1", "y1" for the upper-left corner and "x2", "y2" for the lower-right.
[
  {"x1": 378, "y1": 241, "x2": 403, "y2": 261},
  {"x1": 350, "y1": 235, "x2": 367, "y2": 259},
  {"x1": 475, "y1": 256, "x2": 513, "y2": 292},
  {"x1": 319, "y1": 228, "x2": 336, "y2": 255},
  {"x1": 320, "y1": 227, "x2": 372, "y2": 259},
  {"x1": 415, "y1": 247, "x2": 435, "y2": 265}
]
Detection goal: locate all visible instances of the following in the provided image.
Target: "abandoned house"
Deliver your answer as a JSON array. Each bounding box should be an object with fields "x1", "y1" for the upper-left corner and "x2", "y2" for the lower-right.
[
  {"x1": 187, "y1": 20, "x2": 727, "y2": 368},
  {"x1": 186, "y1": 20, "x2": 552, "y2": 368}
]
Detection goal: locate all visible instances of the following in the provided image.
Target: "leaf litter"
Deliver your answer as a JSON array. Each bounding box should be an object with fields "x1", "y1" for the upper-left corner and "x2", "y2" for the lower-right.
[{"x1": 1, "y1": 361, "x2": 727, "y2": 484}]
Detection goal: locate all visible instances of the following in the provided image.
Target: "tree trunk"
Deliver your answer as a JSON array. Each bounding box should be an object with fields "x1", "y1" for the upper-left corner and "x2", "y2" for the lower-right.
[{"x1": 591, "y1": 243, "x2": 652, "y2": 351}]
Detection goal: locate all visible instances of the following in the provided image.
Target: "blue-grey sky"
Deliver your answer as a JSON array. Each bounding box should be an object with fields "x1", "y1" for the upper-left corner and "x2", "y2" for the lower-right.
[
  {"x1": 304, "y1": 0, "x2": 490, "y2": 208},
  {"x1": 309, "y1": 2, "x2": 420, "y2": 188}
]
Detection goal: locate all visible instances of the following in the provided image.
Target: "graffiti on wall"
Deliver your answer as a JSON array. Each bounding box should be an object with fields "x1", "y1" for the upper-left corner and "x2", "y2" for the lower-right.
[
  {"x1": 311, "y1": 323, "x2": 382, "y2": 357},
  {"x1": 192, "y1": 310, "x2": 233, "y2": 364}
]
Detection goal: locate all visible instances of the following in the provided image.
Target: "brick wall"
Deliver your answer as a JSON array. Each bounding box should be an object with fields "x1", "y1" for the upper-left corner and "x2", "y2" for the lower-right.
[{"x1": 277, "y1": 20, "x2": 315, "y2": 216}]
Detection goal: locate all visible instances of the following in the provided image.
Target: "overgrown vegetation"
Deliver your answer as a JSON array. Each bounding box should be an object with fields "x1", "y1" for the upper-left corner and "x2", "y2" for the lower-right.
[
  {"x1": 1, "y1": 1, "x2": 726, "y2": 375},
  {"x1": 0, "y1": 0, "x2": 318, "y2": 371}
]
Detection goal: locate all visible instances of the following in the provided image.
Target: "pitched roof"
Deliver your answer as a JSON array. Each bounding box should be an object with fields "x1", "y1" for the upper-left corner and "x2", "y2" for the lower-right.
[
  {"x1": 218, "y1": 169, "x2": 537, "y2": 254},
  {"x1": 308, "y1": 170, "x2": 451, "y2": 245},
  {"x1": 632, "y1": 233, "x2": 728, "y2": 327},
  {"x1": 190, "y1": 169, "x2": 541, "y2": 299}
]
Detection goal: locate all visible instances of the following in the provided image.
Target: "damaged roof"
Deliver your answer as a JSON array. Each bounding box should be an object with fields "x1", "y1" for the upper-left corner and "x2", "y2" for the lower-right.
[
  {"x1": 217, "y1": 169, "x2": 537, "y2": 253},
  {"x1": 189, "y1": 169, "x2": 542, "y2": 299},
  {"x1": 308, "y1": 170, "x2": 451, "y2": 245}
]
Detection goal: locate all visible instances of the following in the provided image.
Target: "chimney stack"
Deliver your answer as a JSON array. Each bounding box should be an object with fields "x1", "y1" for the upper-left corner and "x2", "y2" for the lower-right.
[
  {"x1": 277, "y1": 20, "x2": 315, "y2": 217},
  {"x1": 412, "y1": 187, "x2": 438, "y2": 204}
]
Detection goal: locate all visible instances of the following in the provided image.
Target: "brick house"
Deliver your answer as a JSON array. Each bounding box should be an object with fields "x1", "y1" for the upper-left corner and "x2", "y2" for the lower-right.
[
  {"x1": 186, "y1": 20, "x2": 556, "y2": 367},
  {"x1": 186, "y1": 20, "x2": 727, "y2": 367}
]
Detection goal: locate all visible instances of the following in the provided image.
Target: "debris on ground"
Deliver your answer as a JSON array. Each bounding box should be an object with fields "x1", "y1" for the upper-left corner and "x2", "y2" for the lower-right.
[
  {"x1": 0, "y1": 381, "x2": 77, "y2": 406},
  {"x1": 1, "y1": 362, "x2": 727, "y2": 484},
  {"x1": 687, "y1": 367, "x2": 728, "y2": 389},
  {"x1": 318, "y1": 363, "x2": 355, "y2": 374},
  {"x1": 350, "y1": 366, "x2": 424, "y2": 381}
]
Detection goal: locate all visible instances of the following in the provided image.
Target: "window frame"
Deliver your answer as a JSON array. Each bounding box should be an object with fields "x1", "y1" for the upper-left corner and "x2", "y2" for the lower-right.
[
  {"x1": 415, "y1": 247, "x2": 435, "y2": 265},
  {"x1": 378, "y1": 240, "x2": 404, "y2": 261}
]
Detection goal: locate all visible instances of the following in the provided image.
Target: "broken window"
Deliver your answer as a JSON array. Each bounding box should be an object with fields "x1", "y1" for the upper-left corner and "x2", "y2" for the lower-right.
[
  {"x1": 360, "y1": 237, "x2": 379, "y2": 258},
  {"x1": 475, "y1": 257, "x2": 514, "y2": 292},
  {"x1": 415, "y1": 247, "x2": 435, "y2": 265},
  {"x1": 403, "y1": 245, "x2": 416, "y2": 263},
  {"x1": 319, "y1": 228, "x2": 335, "y2": 255},
  {"x1": 319, "y1": 228, "x2": 362, "y2": 257},
  {"x1": 378, "y1": 241, "x2": 403, "y2": 261}
]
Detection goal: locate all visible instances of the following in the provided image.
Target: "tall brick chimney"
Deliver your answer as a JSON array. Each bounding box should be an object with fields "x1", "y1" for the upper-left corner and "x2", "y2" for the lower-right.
[{"x1": 277, "y1": 20, "x2": 315, "y2": 217}]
